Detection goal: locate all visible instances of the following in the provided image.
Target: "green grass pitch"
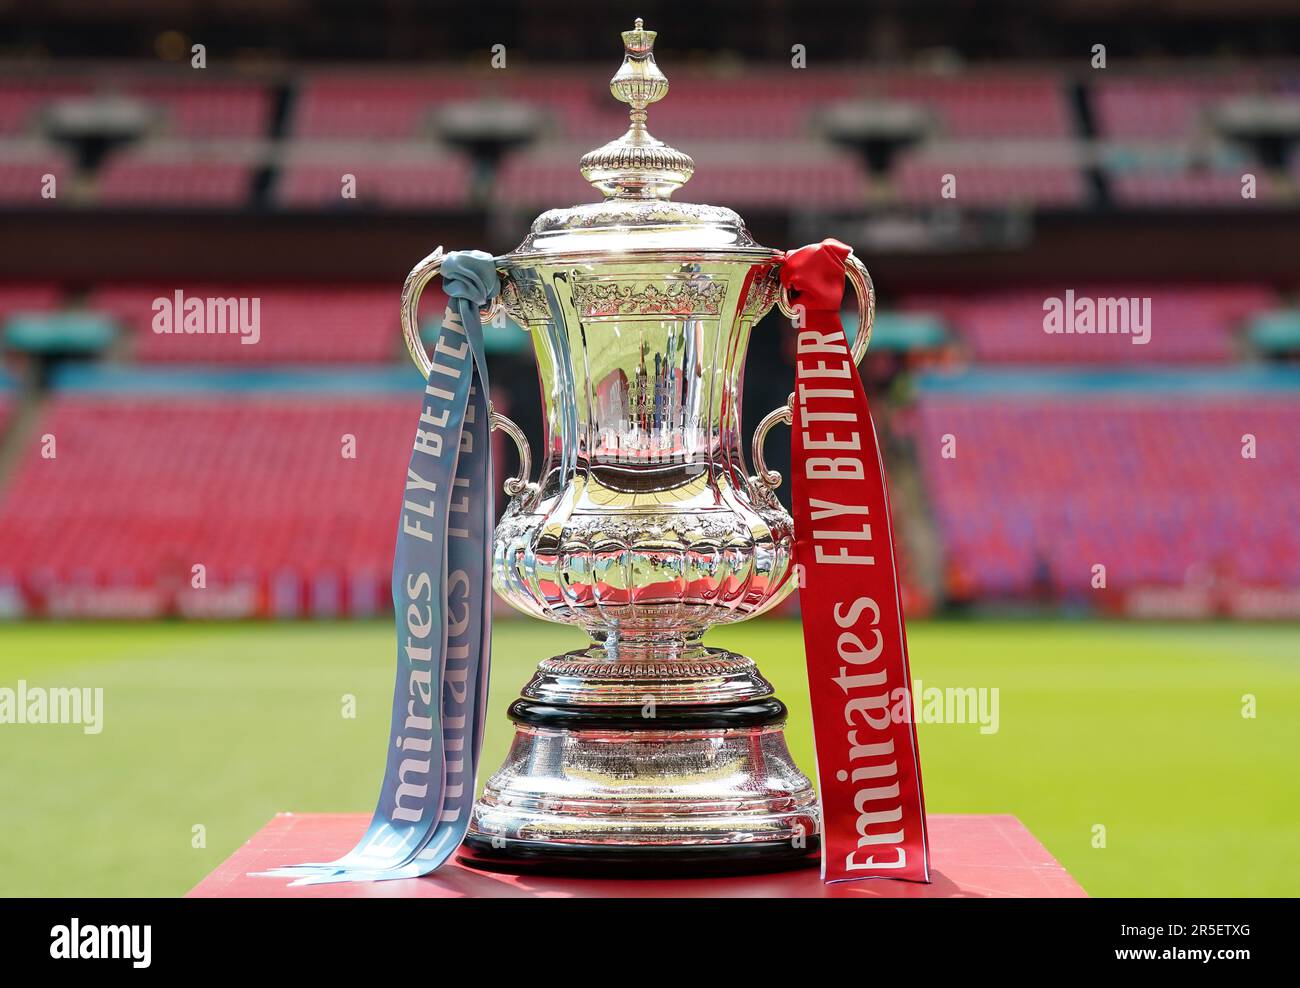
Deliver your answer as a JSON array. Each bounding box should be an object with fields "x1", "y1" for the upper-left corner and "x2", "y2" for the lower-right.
[{"x1": 0, "y1": 619, "x2": 1296, "y2": 897}]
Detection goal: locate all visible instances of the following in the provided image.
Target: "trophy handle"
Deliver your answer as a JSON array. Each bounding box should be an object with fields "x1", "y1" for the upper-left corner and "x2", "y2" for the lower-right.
[
  {"x1": 488, "y1": 402, "x2": 534, "y2": 497},
  {"x1": 751, "y1": 251, "x2": 875, "y2": 491},
  {"x1": 401, "y1": 246, "x2": 535, "y2": 498}
]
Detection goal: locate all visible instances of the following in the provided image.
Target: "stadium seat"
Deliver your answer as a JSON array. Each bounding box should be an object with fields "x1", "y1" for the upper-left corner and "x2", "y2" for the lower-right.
[
  {"x1": 0, "y1": 281, "x2": 62, "y2": 320},
  {"x1": 290, "y1": 73, "x2": 480, "y2": 140},
  {"x1": 874, "y1": 72, "x2": 1076, "y2": 138},
  {"x1": 119, "y1": 79, "x2": 271, "y2": 139},
  {"x1": 0, "y1": 372, "x2": 517, "y2": 617},
  {"x1": 0, "y1": 394, "x2": 418, "y2": 614},
  {"x1": 0, "y1": 144, "x2": 72, "y2": 205},
  {"x1": 913, "y1": 385, "x2": 1300, "y2": 596},
  {"x1": 276, "y1": 153, "x2": 472, "y2": 209},
  {"x1": 496, "y1": 142, "x2": 869, "y2": 210},
  {"x1": 1091, "y1": 74, "x2": 1257, "y2": 139},
  {"x1": 891, "y1": 159, "x2": 1089, "y2": 208},
  {"x1": 0, "y1": 78, "x2": 92, "y2": 136},
  {"x1": 902, "y1": 284, "x2": 1274, "y2": 363},
  {"x1": 1108, "y1": 170, "x2": 1268, "y2": 207},
  {"x1": 95, "y1": 148, "x2": 257, "y2": 208},
  {"x1": 88, "y1": 283, "x2": 407, "y2": 363}
]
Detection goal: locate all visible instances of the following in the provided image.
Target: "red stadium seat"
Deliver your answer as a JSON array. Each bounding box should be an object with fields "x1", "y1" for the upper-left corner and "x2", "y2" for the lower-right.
[
  {"x1": 290, "y1": 73, "x2": 480, "y2": 140},
  {"x1": 119, "y1": 80, "x2": 272, "y2": 139},
  {"x1": 89, "y1": 283, "x2": 407, "y2": 364},
  {"x1": 0, "y1": 146, "x2": 73, "y2": 205},
  {"x1": 891, "y1": 159, "x2": 1088, "y2": 208},
  {"x1": 495, "y1": 144, "x2": 869, "y2": 210},
  {"x1": 0, "y1": 396, "x2": 418, "y2": 615},
  {"x1": 0, "y1": 281, "x2": 61, "y2": 318},
  {"x1": 0, "y1": 79, "x2": 92, "y2": 136},
  {"x1": 276, "y1": 155, "x2": 472, "y2": 209},
  {"x1": 874, "y1": 72, "x2": 1076, "y2": 139},
  {"x1": 0, "y1": 76, "x2": 269, "y2": 139},
  {"x1": 1092, "y1": 74, "x2": 1257, "y2": 139},
  {"x1": 913, "y1": 395, "x2": 1300, "y2": 595},
  {"x1": 1109, "y1": 170, "x2": 1271, "y2": 207},
  {"x1": 903, "y1": 284, "x2": 1273, "y2": 363},
  {"x1": 0, "y1": 389, "x2": 515, "y2": 617},
  {"x1": 95, "y1": 151, "x2": 256, "y2": 208}
]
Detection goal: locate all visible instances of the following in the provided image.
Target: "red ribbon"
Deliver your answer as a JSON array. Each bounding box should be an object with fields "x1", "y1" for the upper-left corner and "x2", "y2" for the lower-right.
[{"x1": 782, "y1": 239, "x2": 930, "y2": 883}]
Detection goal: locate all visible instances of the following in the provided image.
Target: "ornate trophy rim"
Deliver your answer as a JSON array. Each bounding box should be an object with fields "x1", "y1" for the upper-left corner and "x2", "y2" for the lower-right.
[{"x1": 499, "y1": 244, "x2": 781, "y2": 267}]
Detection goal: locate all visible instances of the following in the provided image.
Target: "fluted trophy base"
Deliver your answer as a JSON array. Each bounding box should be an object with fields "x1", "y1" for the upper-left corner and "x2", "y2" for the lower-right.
[{"x1": 459, "y1": 645, "x2": 821, "y2": 876}]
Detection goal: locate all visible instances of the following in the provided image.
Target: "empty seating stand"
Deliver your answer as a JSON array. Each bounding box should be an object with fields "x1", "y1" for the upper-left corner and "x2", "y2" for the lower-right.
[
  {"x1": 496, "y1": 143, "x2": 869, "y2": 210},
  {"x1": 903, "y1": 284, "x2": 1274, "y2": 364},
  {"x1": 0, "y1": 144, "x2": 71, "y2": 206},
  {"x1": 0, "y1": 66, "x2": 1292, "y2": 216},
  {"x1": 873, "y1": 72, "x2": 1076, "y2": 139},
  {"x1": 1108, "y1": 170, "x2": 1269, "y2": 207},
  {"x1": 95, "y1": 149, "x2": 258, "y2": 208},
  {"x1": 118, "y1": 79, "x2": 271, "y2": 139},
  {"x1": 290, "y1": 73, "x2": 480, "y2": 140},
  {"x1": 1091, "y1": 74, "x2": 1258, "y2": 140},
  {"x1": 0, "y1": 78, "x2": 92, "y2": 136},
  {"x1": 0, "y1": 364, "x2": 524, "y2": 618},
  {"x1": 891, "y1": 159, "x2": 1088, "y2": 208},
  {"x1": 89, "y1": 283, "x2": 407, "y2": 364},
  {"x1": 0, "y1": 375, "x2": 423, "y2": 617},
  {"x1": 276, "y1": 152, "x2": 472, "y2": 210},
  {"x1": 0, "y1": 281, "x2": 61, "y2": 319},
  {"x1": 912, "y1": 372, "x2": 1300, "y2": 601}
]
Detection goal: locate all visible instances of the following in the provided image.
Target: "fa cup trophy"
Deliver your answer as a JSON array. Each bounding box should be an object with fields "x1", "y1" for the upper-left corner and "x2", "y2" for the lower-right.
[{"x1": 400, "y1": 20, "x2": 875, "y2": 873}]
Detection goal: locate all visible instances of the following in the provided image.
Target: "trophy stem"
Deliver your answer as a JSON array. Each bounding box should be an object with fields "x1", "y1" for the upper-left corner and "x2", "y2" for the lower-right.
[{"x1": 596, "y1": 631, "x2": 707, "y2": 662}]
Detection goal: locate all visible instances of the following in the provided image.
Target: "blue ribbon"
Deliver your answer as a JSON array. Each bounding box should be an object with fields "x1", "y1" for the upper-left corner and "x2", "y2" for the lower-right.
[{"x1": 256, "y1": 251, "x2": 498, "y2": 885}]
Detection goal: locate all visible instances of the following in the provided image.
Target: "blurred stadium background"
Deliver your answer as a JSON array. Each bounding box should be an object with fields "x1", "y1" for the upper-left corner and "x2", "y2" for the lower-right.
[{"x1": 0, "y1": 0, "x2": 1297, "y2": 897}]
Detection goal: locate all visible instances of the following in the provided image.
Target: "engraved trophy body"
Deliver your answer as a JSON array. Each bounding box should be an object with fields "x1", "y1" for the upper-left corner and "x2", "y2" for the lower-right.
[{"x1": 400, "y1": 20, "x2": 874, "y2": 872}]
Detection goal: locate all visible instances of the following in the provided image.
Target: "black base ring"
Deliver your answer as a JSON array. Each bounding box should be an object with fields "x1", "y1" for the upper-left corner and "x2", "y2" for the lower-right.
[{"x1": 507, "y1": 696, "x2": 788, "y2": 731}]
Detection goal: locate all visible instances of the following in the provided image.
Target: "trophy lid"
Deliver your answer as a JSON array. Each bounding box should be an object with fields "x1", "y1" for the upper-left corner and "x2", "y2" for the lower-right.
[{"x1": 503, "y1": 19, "x2": 776, "y2": 261}]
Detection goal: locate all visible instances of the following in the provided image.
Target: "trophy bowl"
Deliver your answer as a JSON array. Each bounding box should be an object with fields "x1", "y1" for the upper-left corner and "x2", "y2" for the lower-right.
[{"x1": 400, "y1": 20, "x2": 873, "y2": 873}]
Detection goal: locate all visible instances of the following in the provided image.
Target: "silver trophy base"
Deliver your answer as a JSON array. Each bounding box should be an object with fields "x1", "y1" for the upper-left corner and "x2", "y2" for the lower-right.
[{"x1": 462, "y1": 645, "x2": 821, "y2": 875}]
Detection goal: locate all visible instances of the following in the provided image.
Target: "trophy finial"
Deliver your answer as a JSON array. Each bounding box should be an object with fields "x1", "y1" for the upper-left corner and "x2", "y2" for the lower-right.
[
  {"x1": 579, "y1": 19, "x2": 694, "y2": 200},
  {"x1": 610, "y1": 17, "x2": 666, "y2": 116}
]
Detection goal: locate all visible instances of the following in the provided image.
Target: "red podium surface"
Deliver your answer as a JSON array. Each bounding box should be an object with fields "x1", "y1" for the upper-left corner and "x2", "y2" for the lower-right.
[{"x1": 188, "y1": 813, "x2": 1086, "y2": 898}]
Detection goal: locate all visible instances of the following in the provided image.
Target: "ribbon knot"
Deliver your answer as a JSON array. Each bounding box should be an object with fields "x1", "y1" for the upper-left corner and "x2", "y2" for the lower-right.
[
  {"x1": 780, "y1": 238, "x2": 851, "y2": 311},
  {"x1": 441, "y1": 250, "x2": 500, "y2": 310}
]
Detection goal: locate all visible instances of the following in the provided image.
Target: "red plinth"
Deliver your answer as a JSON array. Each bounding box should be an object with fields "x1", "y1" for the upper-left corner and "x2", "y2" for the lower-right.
[{"x1": 187, "y1": 813, "x2": 1086, "y2": 898}]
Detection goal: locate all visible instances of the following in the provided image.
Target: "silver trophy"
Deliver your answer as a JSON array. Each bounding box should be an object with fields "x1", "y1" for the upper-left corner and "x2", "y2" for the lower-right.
[{"x1": 400, "y1": 19, "x2": 874, "y2": 872}]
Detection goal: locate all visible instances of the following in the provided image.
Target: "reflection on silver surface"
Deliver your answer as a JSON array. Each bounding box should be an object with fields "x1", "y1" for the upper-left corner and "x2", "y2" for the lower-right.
[
  {"x1": 474, "y1": 725, "x2": 818, "y2": 848},
  {"x1": 492, "y1": 258, "x2": 795, "y2": 639},
  {"x1": 400, "y1": 21, "x2": 884, "y2": 858}
]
